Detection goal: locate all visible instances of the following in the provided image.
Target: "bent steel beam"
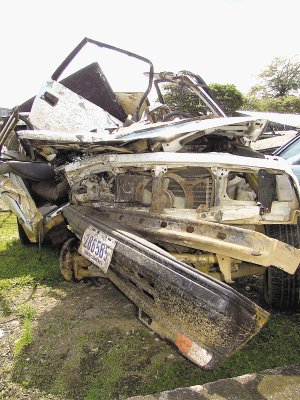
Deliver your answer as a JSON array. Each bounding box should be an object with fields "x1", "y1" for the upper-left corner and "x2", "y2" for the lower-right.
[{"x1": 80, "y1": 206, "x2": 300, "y2": 275}]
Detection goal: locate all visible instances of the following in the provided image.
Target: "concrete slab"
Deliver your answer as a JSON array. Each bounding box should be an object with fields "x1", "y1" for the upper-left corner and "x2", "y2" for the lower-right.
[{"x1": 127, "y1": 364, "x2": 300, "y2": 400}]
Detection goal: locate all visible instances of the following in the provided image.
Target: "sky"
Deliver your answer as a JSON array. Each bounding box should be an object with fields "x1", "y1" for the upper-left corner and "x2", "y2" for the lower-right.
[{"x1": 0, "y1": 0, "x2": 299, "y2": 108}]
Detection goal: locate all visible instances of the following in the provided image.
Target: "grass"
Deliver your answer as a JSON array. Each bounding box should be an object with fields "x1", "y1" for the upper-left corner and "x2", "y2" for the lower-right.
[
  {"x1": 14, "y1": 316, "x2": 33, "y2": 357},
  {"x1": 0, "y1": 213, "x2": 61, "y2": 319},
  {"x1": 13, "y1": 305, "x2": 37, "y2": 358},
  {"x1": 1, "y1": 211, "x2": 300, "y2": 399}
]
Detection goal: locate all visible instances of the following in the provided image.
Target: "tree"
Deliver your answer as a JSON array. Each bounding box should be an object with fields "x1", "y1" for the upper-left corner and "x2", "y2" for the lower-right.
[
  {"x1": 162, "y1": 83, "x2": 244, "y2": 117},
  {"x1": 162, "y1": 83, "x2": 206, "y2": 116},
  {"x1": 242, "y1": 95, "x2": 300, "y2": 114},
  {"x1": 249, "y1": 57, "x2": 300, "y2": 98},
  {"x1": 209, "y1": 83, "x2": 244, "y2": 116}
]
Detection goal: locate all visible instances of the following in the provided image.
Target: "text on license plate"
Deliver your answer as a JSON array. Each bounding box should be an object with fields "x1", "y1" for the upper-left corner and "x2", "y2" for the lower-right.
[{"x1": 79, "y1": 225, "x2": 116, "y2": 273}]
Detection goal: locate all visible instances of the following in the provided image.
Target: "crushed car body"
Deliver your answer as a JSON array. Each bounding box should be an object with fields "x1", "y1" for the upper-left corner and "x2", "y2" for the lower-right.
[{"x1": 1, "y1": 37, "x2": 300, "y2": 369}]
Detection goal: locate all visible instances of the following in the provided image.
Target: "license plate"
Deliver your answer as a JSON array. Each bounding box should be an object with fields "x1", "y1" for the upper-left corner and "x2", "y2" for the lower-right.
[{"x1": 79, "y1": 225, "x2": 116, "y2": 273}]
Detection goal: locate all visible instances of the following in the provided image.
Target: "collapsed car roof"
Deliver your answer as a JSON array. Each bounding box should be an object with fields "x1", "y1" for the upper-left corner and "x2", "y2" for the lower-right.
[{"x1": 10, "y1": 37, "x2": 268, "y2": 160}]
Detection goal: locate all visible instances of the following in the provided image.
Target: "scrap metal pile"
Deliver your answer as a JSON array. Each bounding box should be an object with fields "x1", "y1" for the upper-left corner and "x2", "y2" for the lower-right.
[{"x1": 1, "y1": 38, "x2": 300, "y2": 369}]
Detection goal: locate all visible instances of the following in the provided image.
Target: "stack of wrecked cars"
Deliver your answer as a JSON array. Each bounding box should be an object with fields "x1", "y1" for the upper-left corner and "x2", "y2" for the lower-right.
[{"x1": 1, "y1": 38, "x2": 300, "y2": 370}]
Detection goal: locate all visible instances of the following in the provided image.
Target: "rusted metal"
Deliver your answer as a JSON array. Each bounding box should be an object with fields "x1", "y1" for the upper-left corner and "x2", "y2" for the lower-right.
[
  {"x1": 171, "y1": 253, "x2": 264, "y2": 281},
  {"x1": 63, "y1": 204, "x2": 269, "y2": 370},
  {"x1": 59, "y1": 238, "x2": 106, "y2": 281},
  {"x1": 150, "y1": 165, "x2": 167, "y2": 213}
]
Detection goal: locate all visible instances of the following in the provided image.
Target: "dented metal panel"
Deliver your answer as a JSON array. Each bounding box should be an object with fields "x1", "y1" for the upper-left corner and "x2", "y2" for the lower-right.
[
  {"x1": 29, "y1": 80, "x2": 122, "y2": 133},
  {"x1": 19, "y1": 62, "x2": 127, "y2": 121},
  {"x1": 0, "y1": 174, "x2": 43, "y2": 240},
  {"x1": 112, "y1": 116, "x2": 267, "y2": 143},
  {"x1": 18, "y1": 116, "x2": 267, "y2": 152}
]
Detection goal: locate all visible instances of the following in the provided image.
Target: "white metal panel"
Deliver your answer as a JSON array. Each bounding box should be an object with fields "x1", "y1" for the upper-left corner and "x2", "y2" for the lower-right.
[{"x1": 29, "y1": 80, "x2": 122, "y2": 133}]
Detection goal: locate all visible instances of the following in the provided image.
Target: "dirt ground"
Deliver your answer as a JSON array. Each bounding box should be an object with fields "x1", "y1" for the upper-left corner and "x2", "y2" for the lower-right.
[{"x1": 1, "y1": 276, "x2": 191, "y2": 400}]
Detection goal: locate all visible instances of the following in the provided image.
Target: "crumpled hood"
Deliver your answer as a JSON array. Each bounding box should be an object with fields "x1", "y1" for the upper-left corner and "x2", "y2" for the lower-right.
[{"x1": 18, "y1": 116, "x2": 267, "y2": 152}]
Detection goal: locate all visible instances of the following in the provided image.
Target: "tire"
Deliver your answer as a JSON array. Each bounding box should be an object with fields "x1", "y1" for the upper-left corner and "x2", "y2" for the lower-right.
[
  {"x1": 264, "y1": 221, "x2": 300, "y2": 310},
  {"x1": 17, "y1": 220, "x2": 32, "y2": 246},
  {"x1": 264, "y1": 266, "x2": 300, "y2": 310}
]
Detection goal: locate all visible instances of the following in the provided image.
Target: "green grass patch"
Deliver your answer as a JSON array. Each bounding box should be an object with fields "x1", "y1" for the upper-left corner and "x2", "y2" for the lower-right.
[
  {"x1": 0, "y1": 213, "x2": 60, "y2": 283},
  {"x1": 14, "y1": 316, "x2": 33, "y2": 357},
  {"x1": 17, "y1": 304, "x2": 37, "y2": 319},
  {"x1": 0, "y1": 213, "x2": 61, "y2": 318}
]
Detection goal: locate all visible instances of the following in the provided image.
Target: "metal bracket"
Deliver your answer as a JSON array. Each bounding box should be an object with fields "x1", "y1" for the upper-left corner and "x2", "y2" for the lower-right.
[
  {"x1": 150, "y1": 165, "x2": 167, "y2": 213},
  {"x1": 216, "y1": 255, "x2": 234, "y2": 283}
]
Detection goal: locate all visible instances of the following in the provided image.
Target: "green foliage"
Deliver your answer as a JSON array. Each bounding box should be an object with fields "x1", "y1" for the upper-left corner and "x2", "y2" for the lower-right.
[
  {"x1": 162, "y1": 83, "x2": 207, "y2": 116},
  {"x1": 17, "y1": 304, "x2": 37, "y2": 319},
  {"x1": 244, "y1": 57, "x2": 300, "y2": 112},
  {"x1": 242, "y1": 95, "x2": 300, "y2": 113},
  {"x1": 162, "y1": 82, "x2": 243, "y2": 116},
  {"x1": 0, "y1": 214, "x2": 61, "y2": 286},
  {"x1": 14, "y1": 316, "x2": 33, "y2": 357},
  {"x1": 209, "y1": 83, "x2": 244, "y2": 115},
  {"x1": 250, "y1": 57, "x2": 300, "y2": 98}
]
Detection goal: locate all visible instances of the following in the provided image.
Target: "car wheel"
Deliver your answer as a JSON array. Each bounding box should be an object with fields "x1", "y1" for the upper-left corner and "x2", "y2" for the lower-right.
[
  {"x1": 17, "y1": 220, "x2": 32, "y2": 246},
  {"x1": 263, "y1": 266, "x2": 300, "y2": 310},
  {"x1": 264, "y1": 222, "x2": 300, "y2": 310}
]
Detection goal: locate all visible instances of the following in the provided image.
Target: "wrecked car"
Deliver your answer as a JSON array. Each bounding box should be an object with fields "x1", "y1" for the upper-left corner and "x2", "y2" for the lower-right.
[{"x1": 1, "y1": 38, "x2": 300, "y2": 369}]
